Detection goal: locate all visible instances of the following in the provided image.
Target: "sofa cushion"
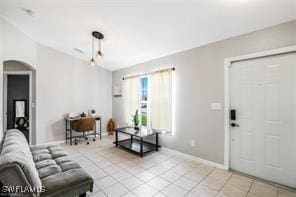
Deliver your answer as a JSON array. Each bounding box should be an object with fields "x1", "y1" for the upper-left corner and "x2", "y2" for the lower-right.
[
  {"x1": 30, "y1": 144, "x2": 93, "y2": 196},
  {"x1": 40, "y1": 168, "x2": 93, "y2": 197},
  {"x1": 0, "y1": 130, "x2": 93, "y2": 197}
]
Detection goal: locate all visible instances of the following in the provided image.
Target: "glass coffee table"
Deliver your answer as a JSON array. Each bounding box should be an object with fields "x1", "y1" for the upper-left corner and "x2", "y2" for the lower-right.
[{"x1": 113, "y1": 127, "x2": 161, "y2": 157}]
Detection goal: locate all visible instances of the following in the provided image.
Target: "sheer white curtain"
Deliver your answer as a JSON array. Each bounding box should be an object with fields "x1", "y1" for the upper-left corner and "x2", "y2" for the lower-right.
[
  {"x1": 151, "y1": 69, "x2": 172, "y2": 131},
  {"x1": 122, "y1": 77, "x2": 140, "y2": 126}
]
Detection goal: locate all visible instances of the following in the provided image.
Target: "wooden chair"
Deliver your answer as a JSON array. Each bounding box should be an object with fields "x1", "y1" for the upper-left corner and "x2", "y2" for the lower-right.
[{"x1": 71, "y1": 117, "x2": 96, "y2": 145}]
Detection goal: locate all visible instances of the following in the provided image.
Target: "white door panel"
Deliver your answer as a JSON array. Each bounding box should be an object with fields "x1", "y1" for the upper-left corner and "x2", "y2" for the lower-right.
[{"x1": 230, "y1": 53, "x2": 296, "y2": 188}]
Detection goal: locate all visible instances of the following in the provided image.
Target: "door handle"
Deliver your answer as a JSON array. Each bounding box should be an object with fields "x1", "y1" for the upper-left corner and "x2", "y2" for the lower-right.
[
  {"x1": 230, "y1": 109, "x2": 236, "y2": 121},
  {"x1": 231, "y1": 123, "x2": 239, "y2": 127}
]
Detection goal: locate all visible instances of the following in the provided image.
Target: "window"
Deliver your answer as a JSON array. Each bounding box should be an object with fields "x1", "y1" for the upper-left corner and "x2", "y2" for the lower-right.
[
  {"x1": 140, "y1": 76, "x2": 149, "y2": 127},
  {"x1": 123, "y1": 68, "x2": 173, "y2": 131}
]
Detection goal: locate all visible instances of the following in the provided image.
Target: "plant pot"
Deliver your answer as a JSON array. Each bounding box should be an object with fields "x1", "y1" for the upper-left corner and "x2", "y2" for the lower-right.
[{"x1": 134, "y1": 126, "x2": 140, "y2": 131}]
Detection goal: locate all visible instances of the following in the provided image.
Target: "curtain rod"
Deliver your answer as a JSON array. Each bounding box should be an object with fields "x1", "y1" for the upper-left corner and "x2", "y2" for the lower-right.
[{"x1": 122, "y1": 67, "x2": 175, "y2": 80}]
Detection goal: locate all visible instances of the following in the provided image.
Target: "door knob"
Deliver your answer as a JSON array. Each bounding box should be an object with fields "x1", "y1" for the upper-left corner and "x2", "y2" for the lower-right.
[{"x1": 231, "y1": 123, "x2": 239, "y2": 127}]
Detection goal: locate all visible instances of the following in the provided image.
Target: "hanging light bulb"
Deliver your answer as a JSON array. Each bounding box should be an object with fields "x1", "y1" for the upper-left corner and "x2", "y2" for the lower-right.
[
  {"x1": 97, "y1": 50, "x2": 103, "y2": 59},
  {"x1": 96, "y1": 38, "x2": 104, "y2": 59},
  {"x1": 89, "y1": 35, "x2": 96, "y2": 67},
  {"x1": 89, "y1": 58, "x2": 96, "y2": 67}
]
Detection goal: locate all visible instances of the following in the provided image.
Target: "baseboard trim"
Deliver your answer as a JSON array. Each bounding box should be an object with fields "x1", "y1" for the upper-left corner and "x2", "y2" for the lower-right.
[
  {"x1": 162, "y1": 147, "x2": 227, "y2": 170},
  {"x1": 35, "y1": 140, "x2": 65, "y2": 146},
  {"x1": 35, "y1": 132, "x2": 109, "y2": 146}
]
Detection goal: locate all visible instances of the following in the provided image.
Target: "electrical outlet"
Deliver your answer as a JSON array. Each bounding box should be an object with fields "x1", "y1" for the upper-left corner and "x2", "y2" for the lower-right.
[{"x1": 190, "y1": 140, "x2": 196, "y2": 147}]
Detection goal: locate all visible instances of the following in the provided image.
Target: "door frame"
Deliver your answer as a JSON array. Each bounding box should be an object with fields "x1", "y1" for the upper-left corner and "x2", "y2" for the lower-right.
[
  {"x1": 224, "y1": 45, "x2": 296, "y2": 170},
  {"x1": 3, "y1": 71, "x2": 33, "y2": 145}
]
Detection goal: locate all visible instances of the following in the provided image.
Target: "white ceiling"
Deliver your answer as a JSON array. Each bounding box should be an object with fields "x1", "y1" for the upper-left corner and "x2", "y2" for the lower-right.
[{"x1": 0, "y1": 0, "x2": 295, "y2": 71}]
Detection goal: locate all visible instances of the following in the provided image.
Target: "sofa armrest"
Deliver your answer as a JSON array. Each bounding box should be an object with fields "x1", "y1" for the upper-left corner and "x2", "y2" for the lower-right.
[{"x1": 0, "y1": 163, "x2": 39, "y2": 197}]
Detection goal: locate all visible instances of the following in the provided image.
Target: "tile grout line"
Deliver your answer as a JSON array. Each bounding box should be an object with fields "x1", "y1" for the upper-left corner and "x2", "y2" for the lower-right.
[
  {"x1": 156, "y1": 161, "x2": 212, "y2": 196},
  {"x1": 64, "y1": 139, "x2": 293, "y2": 197},
  {"x1": 139, "y1": 154, "x2": 184, "y2": 196},
  {"x1": 64, "y1": 141, "x2": 206, "y2": 197},
  {"x1": 123, "y1": 153, "x2": 192, "y2": 196},
  {"x1": 92, "y1": 147, "x2": 212, "y2": 197},
  {"x1": 122, "y1": 151, "x2": 183, "y2": 197},
  {"x1": 246, "y1": 179, "x2": 255, "y2": 197},
  {"x1": 64, "y1": 146, "x2": 107, "y2": 196},
  {"x1": 74, "y1": 142, "x2": 131, "y2": 195},
  {"x1": 176, "y1": 162, "x2": 209, "y2": 195},
  {"x1": 66, "y1": 141, "x2": 141, "y2": 196},
  {"x1": 214, "y1": 173, "x2": 233, "y2": 197},
  {"x1": 90, "y1": 146, "x2": 139, "y2": 196},
  {"x1": 77, "y1": 145, "x2": 112, "y2": 196},
  {"x1": 111, "y1": 146, "x2": 179, "y2": 196}
]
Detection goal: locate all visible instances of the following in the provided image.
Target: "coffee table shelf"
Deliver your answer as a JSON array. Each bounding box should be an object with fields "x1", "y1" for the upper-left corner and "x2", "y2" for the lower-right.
[
  {"x1": 113, "y1": 138, "x2": 160, "y2": 155},
  {"x1": 113, "y1": 127, "x2": 160, "y2": 157}
]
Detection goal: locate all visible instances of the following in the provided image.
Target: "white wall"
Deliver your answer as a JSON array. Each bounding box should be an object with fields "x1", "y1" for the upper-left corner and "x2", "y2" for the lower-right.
[
  {"x1": 36, "y1": 44, "x2": 112, "y2": 143},
  {"x1": 0, "y1": 17, "x2": 112, "y2": 144},
  {"x1": 1, "y1": 18, "x2": 37, "y2": 67},
  {"x1": 112, "y1": 20, "x2": 296, "y2": 164}
]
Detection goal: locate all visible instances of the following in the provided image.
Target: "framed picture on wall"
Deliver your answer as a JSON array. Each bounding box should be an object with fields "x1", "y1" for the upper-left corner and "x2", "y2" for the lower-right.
[{"x1": 113, "y1": 83, "x2": 122, "y2": 97}]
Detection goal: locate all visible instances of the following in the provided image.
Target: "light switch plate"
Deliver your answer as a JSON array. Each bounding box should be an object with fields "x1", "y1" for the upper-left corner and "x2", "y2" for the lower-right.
[
  {"x1": 211, "y1": 102, "x2": 222, "y2": 110},
  {"x1": 190, "y1": 140, "x2": 196, "y2": 147}
]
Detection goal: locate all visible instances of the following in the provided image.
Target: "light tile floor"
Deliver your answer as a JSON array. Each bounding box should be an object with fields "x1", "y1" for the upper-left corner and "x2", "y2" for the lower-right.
[{"x1": 61, "y1": 136, "x2": 296, "y2": 197}]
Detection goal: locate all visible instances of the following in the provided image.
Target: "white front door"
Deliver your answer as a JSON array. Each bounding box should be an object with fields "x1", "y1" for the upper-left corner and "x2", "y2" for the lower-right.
[{"x1": 230, "y1": 52, "x2": 296, "y2": 188}]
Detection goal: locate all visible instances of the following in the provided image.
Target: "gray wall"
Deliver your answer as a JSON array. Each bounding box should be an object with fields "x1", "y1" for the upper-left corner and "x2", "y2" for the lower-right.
[{"x1": 112, "y1": 20, "x2": 296, "y2": 164}]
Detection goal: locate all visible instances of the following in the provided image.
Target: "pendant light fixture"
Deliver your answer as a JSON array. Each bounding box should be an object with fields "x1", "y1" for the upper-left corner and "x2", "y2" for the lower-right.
[
  {"x1": 89, "y1": 31, "x2": 104, "y2": 66},
  {"x1": 89, "y1": 35, "x2": 96, "y2": 67},
  {"x1": 96, "y1": 36, "x2": 104, "y2": 59}
]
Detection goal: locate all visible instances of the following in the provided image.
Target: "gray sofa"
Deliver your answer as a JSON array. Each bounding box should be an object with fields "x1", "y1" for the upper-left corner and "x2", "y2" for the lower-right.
[{"x1": 0, "y1": 129, "x2": 93, "y2": 197}]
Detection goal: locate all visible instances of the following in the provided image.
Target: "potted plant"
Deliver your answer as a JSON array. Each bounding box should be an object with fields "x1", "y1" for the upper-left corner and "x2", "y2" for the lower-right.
[{"x1": 131, "y1": 110, "x2": 140, "y2": 130}]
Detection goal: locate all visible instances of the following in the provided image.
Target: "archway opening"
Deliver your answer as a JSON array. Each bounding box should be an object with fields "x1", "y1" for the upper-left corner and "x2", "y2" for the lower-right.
[{"x1": 3, "y1": 60, "x2": 36, "y2": 145}]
